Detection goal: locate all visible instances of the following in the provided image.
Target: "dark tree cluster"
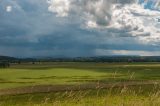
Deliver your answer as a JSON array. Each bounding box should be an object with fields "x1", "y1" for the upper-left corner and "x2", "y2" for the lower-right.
[{"x1": 0, "y1": 62, "x2": 10, "y2": 68}]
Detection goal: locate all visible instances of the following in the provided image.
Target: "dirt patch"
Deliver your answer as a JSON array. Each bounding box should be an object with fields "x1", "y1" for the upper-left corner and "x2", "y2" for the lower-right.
[
  {"x1": 0, "y1": 81, "x2": 35, "y2": 84},
  {"x1": 0, "y1": 80, "x2": 159, "y2": 96},
  {"x1": 20, "y1": 76, "x2": 94, "y2": 80},
  {"x1": 20, "y1": 76, "x2": 57, "y2": 79}
]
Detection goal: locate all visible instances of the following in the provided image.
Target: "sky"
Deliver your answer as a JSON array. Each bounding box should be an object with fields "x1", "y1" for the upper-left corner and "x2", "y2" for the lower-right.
[{"x1": 0, "y1": 0, "x2": 160, "y2": 57}]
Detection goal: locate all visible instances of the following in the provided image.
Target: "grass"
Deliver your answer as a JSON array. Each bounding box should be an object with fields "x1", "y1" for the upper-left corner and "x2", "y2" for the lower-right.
[
  {"x1": 0, "y1": 62, "x2": 160, "y2": 89},
  {"x1": 0, "y1": 62, "x2": 160, "y2": 106},
  {"x1": 0, "y1": 84, "x2": 160, "y2": 106}
]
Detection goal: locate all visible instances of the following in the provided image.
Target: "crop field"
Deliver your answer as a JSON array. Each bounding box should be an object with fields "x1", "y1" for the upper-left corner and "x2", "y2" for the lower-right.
[{"x1": 0, "y1": 62, "x2": 160, "y2": 106}]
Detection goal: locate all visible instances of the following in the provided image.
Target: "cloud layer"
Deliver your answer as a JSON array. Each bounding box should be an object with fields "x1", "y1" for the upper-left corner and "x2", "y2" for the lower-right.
[{"x1": 0, "y1": 0, "x2": 160, "y2": 57}]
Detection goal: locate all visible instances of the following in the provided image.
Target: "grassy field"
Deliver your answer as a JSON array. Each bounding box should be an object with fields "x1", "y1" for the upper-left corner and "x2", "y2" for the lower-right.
[{"x1": 0, "y1": 62, "x2": 160, "y2": 106}]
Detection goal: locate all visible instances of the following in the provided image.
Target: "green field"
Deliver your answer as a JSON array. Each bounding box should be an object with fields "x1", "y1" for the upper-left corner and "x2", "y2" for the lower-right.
[{"x1": 0, "y1": 62, "x2": 160, "y2": 106}]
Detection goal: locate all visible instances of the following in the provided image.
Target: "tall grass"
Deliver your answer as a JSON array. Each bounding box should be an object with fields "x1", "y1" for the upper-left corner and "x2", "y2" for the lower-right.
[{"x1": 0, "y1": 84, "x2": 160, "y2": 106}]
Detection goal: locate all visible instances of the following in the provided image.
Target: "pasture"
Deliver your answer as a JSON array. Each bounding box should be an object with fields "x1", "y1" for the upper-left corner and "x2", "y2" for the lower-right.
[{"x1": 0, "y1": 62, "x2": 160, "y2": 106}]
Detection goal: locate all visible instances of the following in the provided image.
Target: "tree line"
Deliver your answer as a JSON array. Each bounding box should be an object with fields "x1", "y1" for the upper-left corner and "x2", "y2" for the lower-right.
[{"x1": 1, "y1": 56, "x2": 160, "y2": 68}]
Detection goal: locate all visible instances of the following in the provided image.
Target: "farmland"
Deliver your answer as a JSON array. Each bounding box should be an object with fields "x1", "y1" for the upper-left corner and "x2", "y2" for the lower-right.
[{"x1": 0, "y1": 62, "x2": 160, "y2": 106}]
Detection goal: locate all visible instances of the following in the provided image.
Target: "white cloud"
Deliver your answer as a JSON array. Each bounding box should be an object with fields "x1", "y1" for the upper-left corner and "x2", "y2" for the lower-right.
[
  {"x1": 111, "y1": 3, "x2": 160, "y2": 44},
  {"x1": 95, "y1": 49, "x2": 160, "y2": 56},
  {"x1": 6, "y1": 5, "x2": 12, "y2": 12},
  {"x1": 155, "y1": 0, "x2": 160, "y2": 10},
  {"x1": 47, "y1": 0, "x2": 70, "y2": 17},
  {"x1": 48, "y1": 0, "x2": 160, "y2": 45}
]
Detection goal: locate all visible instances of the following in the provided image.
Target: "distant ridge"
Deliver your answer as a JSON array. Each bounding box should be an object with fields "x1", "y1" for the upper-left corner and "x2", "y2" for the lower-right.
[
  {"x1": 0, "y1": 56, "x2": 16, "y2": 61},
  {"x1": 1, "y1": 55, "x2": 160, "y2": 62}
]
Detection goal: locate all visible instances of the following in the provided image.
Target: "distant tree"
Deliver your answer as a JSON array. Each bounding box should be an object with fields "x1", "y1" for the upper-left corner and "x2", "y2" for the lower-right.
[
  {"x1": 18, "y1": 60, "x2": 21, "y2": 64},
  {"x1": 32, "y1": 61, "x2": 35, "y2": 64}
]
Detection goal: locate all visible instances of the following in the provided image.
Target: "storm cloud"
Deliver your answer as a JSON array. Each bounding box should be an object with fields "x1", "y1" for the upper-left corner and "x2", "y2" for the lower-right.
[{"x1": 0, "y1": 0, "x2": 160, "y2": 57}]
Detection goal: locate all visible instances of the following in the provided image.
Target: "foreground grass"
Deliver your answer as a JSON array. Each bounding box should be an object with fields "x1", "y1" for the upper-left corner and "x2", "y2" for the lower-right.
[
  {"x1": 0, "y1": 63, "x2": 160, "y2": 106},
  {"x1": 0, "y1": 85, "x2": 160, "y2": 106}
]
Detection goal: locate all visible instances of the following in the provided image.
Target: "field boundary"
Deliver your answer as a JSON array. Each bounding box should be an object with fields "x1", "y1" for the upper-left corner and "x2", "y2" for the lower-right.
[{"x1": 0, "y1": 81, "x2": 159, "y2": 96}]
